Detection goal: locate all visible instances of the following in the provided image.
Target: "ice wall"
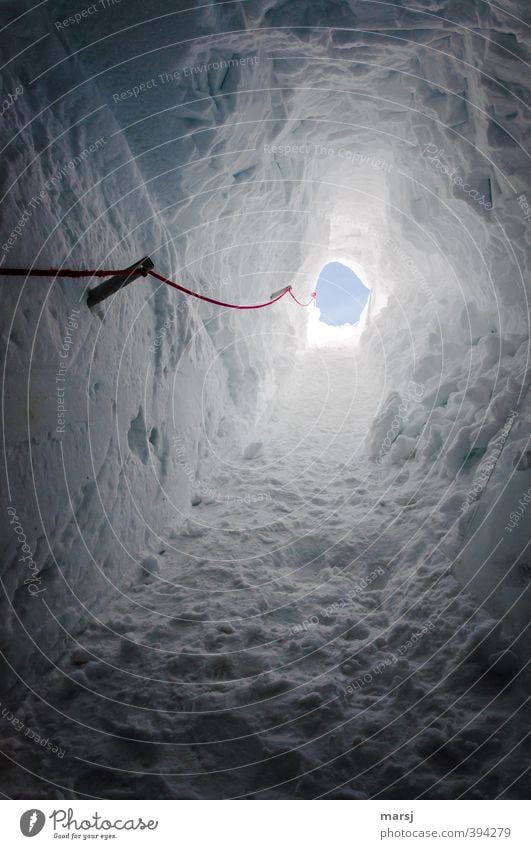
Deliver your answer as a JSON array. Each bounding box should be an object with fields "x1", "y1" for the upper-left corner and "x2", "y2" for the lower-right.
[
  {"x1": 1, "y1": 0, "x2": 530, "y2": 691},
  {"x1": 0, "y1": 1, "x2": 295, "y2": 692}
]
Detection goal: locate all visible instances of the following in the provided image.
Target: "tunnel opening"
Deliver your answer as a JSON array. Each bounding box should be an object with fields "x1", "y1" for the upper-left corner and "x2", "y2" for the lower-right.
[{"x1": 315, "y1": 261, "x2": 370, "y2": 327}]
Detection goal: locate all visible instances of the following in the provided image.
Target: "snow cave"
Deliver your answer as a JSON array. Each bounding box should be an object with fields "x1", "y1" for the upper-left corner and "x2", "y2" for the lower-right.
[{"x1": 0, "y1": 0, "x2": 530, "y2": 801}]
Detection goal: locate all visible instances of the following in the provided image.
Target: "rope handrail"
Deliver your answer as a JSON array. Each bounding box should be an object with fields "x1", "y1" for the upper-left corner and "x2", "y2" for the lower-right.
[
  {"x1": 0, "y1": 264, "x2": 316, "y2": 310},
  {"x1": 0, "y1": 266, "x2": 131, "y2": 278},
  {"x1": 148, "y1": 269, "x2": 315, "y2": 309}
]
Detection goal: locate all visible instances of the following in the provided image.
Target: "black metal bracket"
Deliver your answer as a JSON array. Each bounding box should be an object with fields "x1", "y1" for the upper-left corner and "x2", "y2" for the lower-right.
[
  {"x1": 87, "y1": 256, "x2": 154, "y2": 308},
  {"x1": 269, "y1": 285, "x2": 291, "y2": 300}
]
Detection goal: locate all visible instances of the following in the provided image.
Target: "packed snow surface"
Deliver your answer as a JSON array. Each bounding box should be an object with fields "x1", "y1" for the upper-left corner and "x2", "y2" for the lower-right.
[{"x1": 2, "y1": 347, "x2": 529, "y2": 798}]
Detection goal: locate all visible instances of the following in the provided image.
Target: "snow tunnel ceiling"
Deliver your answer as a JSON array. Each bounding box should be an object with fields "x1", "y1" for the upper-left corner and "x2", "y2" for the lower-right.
[{"x1": 29, "y1": 0, "x2": 531, "y2": 357}]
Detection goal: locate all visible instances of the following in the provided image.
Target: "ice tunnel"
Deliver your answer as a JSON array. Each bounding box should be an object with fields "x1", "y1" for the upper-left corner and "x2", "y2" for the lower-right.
[{"x1": 0, "y1": 0, "x2": 530, "y2": 802}]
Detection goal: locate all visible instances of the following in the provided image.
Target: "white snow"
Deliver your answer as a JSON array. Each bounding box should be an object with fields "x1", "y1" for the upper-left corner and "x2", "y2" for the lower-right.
[{"x1": 0, "y1": 0, "x2": 529, "y2": 800}]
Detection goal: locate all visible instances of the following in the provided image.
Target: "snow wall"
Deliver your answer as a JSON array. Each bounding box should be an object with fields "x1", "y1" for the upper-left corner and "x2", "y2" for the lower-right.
[{"x1": 1, "y1": 0, "x2": 530, "y2": 692}]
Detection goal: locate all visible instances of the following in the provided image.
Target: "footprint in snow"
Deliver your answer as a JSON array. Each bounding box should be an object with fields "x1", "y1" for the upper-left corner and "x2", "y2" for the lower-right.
[{"x1": 242, "y1": 441, "x2": 263, "y2": 460}]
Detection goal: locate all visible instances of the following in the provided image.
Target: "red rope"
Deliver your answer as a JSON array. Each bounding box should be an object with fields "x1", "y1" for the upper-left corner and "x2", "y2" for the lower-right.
[
  {"x1": 0, "y1": 266, "x2": 130, "y2": 278},
  {"x1": 148, "y1": 269, "x2": 314, "y2": 310},
  {"x1": 289, "y1": 288, "x2": 317, "y2": 307},
  {"x1": 0, "y1": 265, "x2": 316, "y2": 310}
]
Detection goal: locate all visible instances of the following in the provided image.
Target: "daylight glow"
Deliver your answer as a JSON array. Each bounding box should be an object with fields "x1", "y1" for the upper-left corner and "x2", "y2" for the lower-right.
[
  {"x1": 308, "y1": 260, "x2": 370, "y2": 346},
  {"x1": 307, "y1": 301, "x2": 363, "y2": 347},
  {"x1": 315, "y1": 261, "x2": 370, "y2": 326}
]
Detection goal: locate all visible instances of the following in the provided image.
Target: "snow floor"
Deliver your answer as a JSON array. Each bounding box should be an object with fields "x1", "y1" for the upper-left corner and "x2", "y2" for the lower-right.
[{"x1": 1, "y1": 346, "x2": 529, "y2": 799}]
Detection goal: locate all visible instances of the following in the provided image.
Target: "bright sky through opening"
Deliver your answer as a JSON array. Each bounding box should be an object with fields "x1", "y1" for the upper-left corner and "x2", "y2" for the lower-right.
[{"x1": 315, "y1": 262, "x2": 370, "y2": 326}]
